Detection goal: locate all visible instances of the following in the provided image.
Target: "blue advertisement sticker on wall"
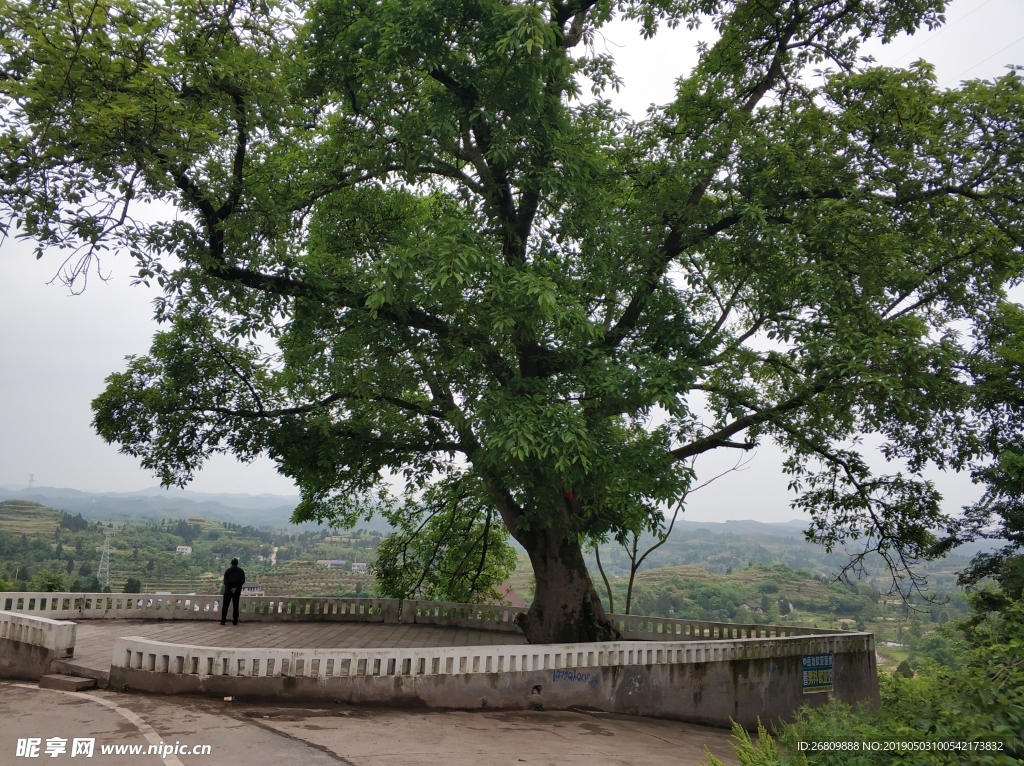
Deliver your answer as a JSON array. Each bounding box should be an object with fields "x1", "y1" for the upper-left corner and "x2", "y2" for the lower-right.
[{"x1": 802, "y1": 653, "x2": 833, "y2": 694}]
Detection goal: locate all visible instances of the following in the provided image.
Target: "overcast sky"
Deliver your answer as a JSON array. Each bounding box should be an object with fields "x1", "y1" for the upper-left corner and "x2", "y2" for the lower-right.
[{"x1": 1, "y1": 0, "x2": 1022, "y2": 521}]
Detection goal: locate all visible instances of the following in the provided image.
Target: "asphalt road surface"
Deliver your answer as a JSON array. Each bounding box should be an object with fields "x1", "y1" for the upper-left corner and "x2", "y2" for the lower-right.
[{"x1": 0, "y1": 681, "x2": 739, "y2": 766}]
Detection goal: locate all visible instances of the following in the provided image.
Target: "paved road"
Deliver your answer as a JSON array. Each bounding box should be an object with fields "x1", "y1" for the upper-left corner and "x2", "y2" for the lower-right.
[
  {"x1": 71, "y1": 620, "x2": 527, "y2": 672},
  {"x1": 1, "y1": 681, "x2": 740, "y2": 766}
]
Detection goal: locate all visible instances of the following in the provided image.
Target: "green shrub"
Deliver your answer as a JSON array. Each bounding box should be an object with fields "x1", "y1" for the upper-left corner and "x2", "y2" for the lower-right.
[
  {"x1": 28, "y1": 569, "x2": 69, "y2": 592},
  {"x1": 703, "y1": 721, "x2": 796, "y2": 766},
  {"x1": 709, "y1": 598, "x2": 1024, "y2": 766},
  {"x1": 911, "y1": 626, "x2": 966, "y2": 671}
]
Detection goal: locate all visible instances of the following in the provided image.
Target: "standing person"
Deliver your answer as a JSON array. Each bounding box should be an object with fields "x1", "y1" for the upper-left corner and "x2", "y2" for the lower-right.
[{"x1": 220, "y1": 557, "x2": 246, "y2": 625}]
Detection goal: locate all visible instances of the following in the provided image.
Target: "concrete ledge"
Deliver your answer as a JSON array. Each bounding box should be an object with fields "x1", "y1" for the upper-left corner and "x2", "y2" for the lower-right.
[
  {"x1": 108, "y1": 633, "x2": 878, "y2": 727},
  {"x1": 109, "y1": 652, "x2": 878, "y2": 728}
]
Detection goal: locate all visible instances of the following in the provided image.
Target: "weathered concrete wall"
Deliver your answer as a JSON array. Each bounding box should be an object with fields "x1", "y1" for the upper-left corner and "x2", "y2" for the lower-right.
[
  {"x1": 0, "y1": 638, "x2": 56, "y2": 681},
  {"x1": 0, "y1": 610, "x2": 76, "y2": 657},
  {"x1": 109, "y1": 651, "x2": 878, "y2": 728},
  {"x1": 0, "y1": 611, "x2": 78, "y2": 681},
  {"x1": 108, "y1": 634, "x2": 878, "y2": 728},
  {"x1": 600, "y1": 650, "x2": 879, "y2": 727}
]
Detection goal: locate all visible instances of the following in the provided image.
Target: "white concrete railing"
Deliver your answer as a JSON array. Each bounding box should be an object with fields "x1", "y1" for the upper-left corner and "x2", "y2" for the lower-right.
[
  {"x1": 1, "y1": 593, "x2": 399, "y2": 623},
  {"x1": 608, "y1": 613, "x2": 843, "y2": 640},
  {"x1": 0, "y1": 610, "x2": 76, "y2": 659},
  {"x1": 402, "y1": 600, "x2": 525, "y2": 632},
  {"x1": 5, "y1": 592, "x2": 845, "y2": 640},
  {"x1": 399, "y1": 599, "x2": 841, "y2": 638},
  {"x1": 110, "y1": 631, "x2": 874, "y2": 680}
]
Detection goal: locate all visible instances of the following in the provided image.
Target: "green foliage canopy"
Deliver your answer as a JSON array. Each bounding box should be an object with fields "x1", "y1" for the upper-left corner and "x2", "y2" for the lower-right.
[
  {"x1": 936, "y1": 303, "x2": 1024, "y2": 594},
  {"x1": 2, "y1": 0, "x2": 1024, "y2": 639}
]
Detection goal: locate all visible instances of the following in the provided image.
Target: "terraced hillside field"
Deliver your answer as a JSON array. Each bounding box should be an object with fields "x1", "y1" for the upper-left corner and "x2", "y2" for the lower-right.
[
  {"x1": 257, "y1": 561, "x2": 373, "y2": 597},
  {"x1": 630, "y1": 563, "x2": 836, "y2": 603},
  {"x1": 0, "y1": 500, "x2": 62, "y2": 535},
  {"x1": 127, "y1": 573, "x2": 223, "y2": 594}
]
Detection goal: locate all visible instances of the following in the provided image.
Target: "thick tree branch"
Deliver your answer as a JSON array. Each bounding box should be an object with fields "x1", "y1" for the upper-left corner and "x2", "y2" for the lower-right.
[
  {"x1": 600, "y1": 4, "x2": 810, "y2": 352},
  {"x1": 603, "y1": 214, "x2": 741, "y2": 350},
  {"x1": 194, "y1": 388, "x2": 449, "y2": 425},
  {"x1": 216, "y1": 86, "x2": 247, "y2": 221},
  {"x1": 553, "y1": 0, "x2": 597, "y2": 48},
  {"x1": 670, "y1": 385, "x2": 822, "y2": 461}
]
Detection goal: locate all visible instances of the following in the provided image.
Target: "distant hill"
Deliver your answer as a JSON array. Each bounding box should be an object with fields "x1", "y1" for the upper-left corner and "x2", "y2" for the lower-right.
[
  {"x1": 0, "y1": 485, "x2": 302, "y2": 528},
  {"x1": 665, "y1": 518, "x2": 999, "y2": 557},
  {"x1": 0, "y1": 485, "x2": 398, "y2": 531},
  {"x1": 0, "y1": 484, "x2": 1000, "y2": 559},
  {"x1": 673, "y1": 518, "x2": 810, "y2": 538}
]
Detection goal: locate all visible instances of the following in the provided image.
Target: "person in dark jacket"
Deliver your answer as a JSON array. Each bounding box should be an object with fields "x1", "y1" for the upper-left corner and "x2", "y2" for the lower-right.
[{"x1": 221, "y1": 558, "x2": 246, "y2": 625}]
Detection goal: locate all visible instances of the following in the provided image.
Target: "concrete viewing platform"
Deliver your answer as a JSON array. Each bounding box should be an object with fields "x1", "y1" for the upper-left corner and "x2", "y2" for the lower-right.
[
  {"x1": 2, "y1": 592, "x2": 880, "y2": 728},
  {"x1": 69, "y1": 619, "x2": 527, "y2": 675}
]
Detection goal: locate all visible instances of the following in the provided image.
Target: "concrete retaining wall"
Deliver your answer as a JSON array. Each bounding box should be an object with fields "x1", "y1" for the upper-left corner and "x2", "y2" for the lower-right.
[
  {"x1": 0, "y1": 610, "x2": 77, "y2": 681},
  {"x1": 108, "y1": 632, "x2": 878, "y2": 727},
  {"x1": 0, "y1": 638, "x2": 56, "y2": 681},
  {"x1": 2, "y1": 593, "x2": 399, "y2": 624}
]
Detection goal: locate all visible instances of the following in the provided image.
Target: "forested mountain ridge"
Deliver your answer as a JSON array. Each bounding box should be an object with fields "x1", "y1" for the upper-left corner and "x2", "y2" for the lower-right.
[
  {"x1": 0, "y1": 497, "x2": 984, "y2": 638},
  {"x1": 0, "y1": 500, "x2": 375, "y2": 595}
]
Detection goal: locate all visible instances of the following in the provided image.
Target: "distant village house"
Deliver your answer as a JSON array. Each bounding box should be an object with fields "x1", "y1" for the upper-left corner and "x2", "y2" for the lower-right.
[
  {"x1": 351, "y1": 562, "x2": 368, "y2": 573},
  {"x1": 740, "y1": 601, "x2": 764, "y2": 613},
  {"x1": 241, "y1": 582, "x2": 264, "y2": 597},
  {"x1": 316, "y1": 559, "x2": 348, "y2": 569},
  {"x1": 175, "y1": 545, "x2": 192, "y2": 555}
]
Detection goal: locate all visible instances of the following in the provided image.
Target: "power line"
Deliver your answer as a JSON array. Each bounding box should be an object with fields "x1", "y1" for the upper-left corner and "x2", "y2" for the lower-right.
[
  {"x1": 886, "y1": 0, "x2": 997, "y2": 67},
  {"x1": 943, "y1": 33, "x2": 1024, "y2": 85}
]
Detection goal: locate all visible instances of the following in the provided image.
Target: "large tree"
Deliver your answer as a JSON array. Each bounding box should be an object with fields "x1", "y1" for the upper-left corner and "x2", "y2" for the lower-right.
[{"x1": 2, "y1": 0, "x2": 1023, "y2": 642}]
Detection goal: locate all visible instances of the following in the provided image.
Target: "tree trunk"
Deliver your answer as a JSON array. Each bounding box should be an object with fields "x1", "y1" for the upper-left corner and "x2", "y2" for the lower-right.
[{"x1": 516, "y1": 524, "x2": 619, "y2": 643}]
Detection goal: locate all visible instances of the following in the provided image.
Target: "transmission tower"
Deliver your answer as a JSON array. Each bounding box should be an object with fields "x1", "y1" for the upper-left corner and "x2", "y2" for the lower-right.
[
  {"x1": 28, "y1": 473, "x2": 34, "y2": 491},
  {"x1": 97, "y1": 530, "x2": 112, "y2": 590}
]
